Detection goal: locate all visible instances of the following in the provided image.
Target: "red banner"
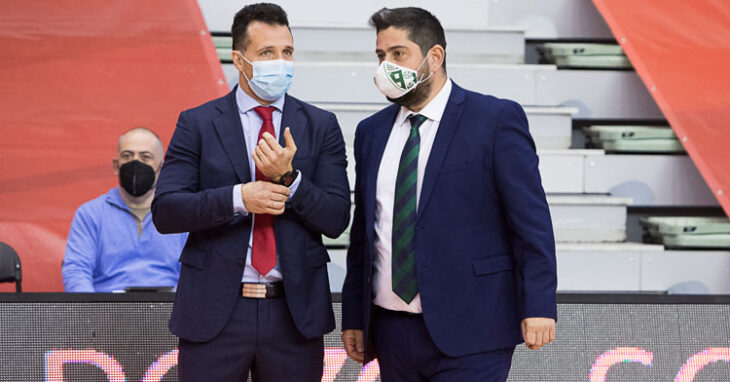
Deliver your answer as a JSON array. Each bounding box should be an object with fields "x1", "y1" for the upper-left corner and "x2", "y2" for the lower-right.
[
  {"x1": 592, "y1": 0, "x2": 730, "y2": 216},
  {"x1": 0, "y1": 1, "x2": 227, "y2": 291}
]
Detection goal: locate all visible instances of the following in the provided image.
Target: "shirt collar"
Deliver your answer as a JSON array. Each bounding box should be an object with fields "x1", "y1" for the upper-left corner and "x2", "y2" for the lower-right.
[
  {"x1": 235, "y1": 84, "x2": 285, "y2": 115},
  {"x1": 395, "y1": 78, "x2": 453, "y2": 127},
  {"x1": 105, "y1": 187, "x2": 130, "y2": 211}
]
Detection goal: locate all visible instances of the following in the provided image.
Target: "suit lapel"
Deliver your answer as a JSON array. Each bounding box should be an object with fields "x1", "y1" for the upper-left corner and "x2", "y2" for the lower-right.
[
  {"x1": 363, "y1": 105, "x2": 399, "y2": 237},
  {"x1": 212, "y1": 88, "x2": 251, "y2": 184},
  {"x1": 417, "y1": 84, "x2": 466, "y2": 218},
  {"x1": 279, "y1": 95, "x2": 305, "y2": 151}
]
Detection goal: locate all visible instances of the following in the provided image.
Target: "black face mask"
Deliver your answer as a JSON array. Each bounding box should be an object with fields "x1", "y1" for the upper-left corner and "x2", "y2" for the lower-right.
[{"x1": 118, "y1": 160, "x2": 156, "y2": 197}]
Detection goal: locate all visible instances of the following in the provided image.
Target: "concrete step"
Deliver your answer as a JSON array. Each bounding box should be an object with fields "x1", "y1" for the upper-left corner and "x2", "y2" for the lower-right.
[
  {"x1": 332, "y1": 244, "x2": 730, "y2": 294},
  {"x1": 315, "y1": 103, "x2": 575, "y2": 151},
  {"x1": 535, "y1": 69, "x2": 664, "y2": 120},
  {"x1": 583, "y1": 154, "x2": 718, "y2": 207},
  {"x1": 212, "y1": 26, "x2": 526, "y2": 64},
  {"x1": 198, "y1": 0, "x2": 492, "y2": 31},
  {"x1": 642, "y1": 249, "x2": 730, "y2": 294},
  {"x1": 327, "y1": 248, "x2": 348, "y2": 293},
  {"x1": 222, "y1": 62, "x2": 559, "y2": 106},
  {"x1": 338, "y1": 147, "x2": 597, "y2": 195},
  {"x1": 547, "y1": 194, "x2": 632, "y2": 243},
  {"x1": 557, "y1": 243, "x2": 730, "y2": 294},
  {"x1": 523, "y1": 106, "x2": 576, "y2": 150},
  {"x1": 329, "y1": 241, "x2": 668, "y2": 294},
  {"x1": 556, "y1": 242, "x2": 663, "y2": 292},
  {"x1": 324, "y1": 194, "x2": 631, "y2": 249},
  {"x1": 538, "y1": 149, "x2": 604, "y2": 193},
  {"x1": 486, "y1": 0, "x2": 613, "y2": 39},
  {"x1": 339, "y1": 148, "x2": 601, "y2": 195}
]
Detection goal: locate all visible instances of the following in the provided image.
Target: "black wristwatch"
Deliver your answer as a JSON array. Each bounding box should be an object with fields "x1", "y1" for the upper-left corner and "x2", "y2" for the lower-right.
[{"x1": 276, "y1": 170, "x2": 298, "y2": 187}]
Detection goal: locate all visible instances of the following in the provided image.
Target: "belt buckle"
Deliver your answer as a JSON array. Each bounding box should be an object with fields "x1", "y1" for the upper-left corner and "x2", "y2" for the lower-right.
[{"x1": 242, "y1": 283, "x2": 267, "y2": 299}]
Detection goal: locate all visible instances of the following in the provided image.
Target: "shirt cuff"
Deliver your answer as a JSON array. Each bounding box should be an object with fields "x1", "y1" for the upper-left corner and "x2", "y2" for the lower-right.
[
  {"x1": 233, "y1": 184, "x2": 249, "y2": 216},
  {"x1": 288, "y1": 171, "x2": 302, "y2": 199}
]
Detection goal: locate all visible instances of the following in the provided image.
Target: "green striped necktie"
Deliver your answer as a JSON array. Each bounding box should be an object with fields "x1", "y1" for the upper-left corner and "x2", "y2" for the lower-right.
[{"x1": 392, "y1": 113, "x2": 428, "y2": 304}]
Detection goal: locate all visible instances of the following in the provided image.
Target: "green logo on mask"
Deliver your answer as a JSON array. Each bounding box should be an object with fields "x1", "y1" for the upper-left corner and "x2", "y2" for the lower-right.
[
  {"x1": 384, "y1": 62, "x2": 417, "y2": 91},
  {"x1": 389, "y1": 70, "x2": 406, "y2": 90}
]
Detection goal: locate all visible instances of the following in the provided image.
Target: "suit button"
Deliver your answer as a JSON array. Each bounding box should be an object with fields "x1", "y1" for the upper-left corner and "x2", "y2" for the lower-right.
[
  {"x1": 238, "y1": 258, "x2": 245, "y2": 267},
  {"x1": 216, "y1": 216, "x2": 224, "y2": 223}
]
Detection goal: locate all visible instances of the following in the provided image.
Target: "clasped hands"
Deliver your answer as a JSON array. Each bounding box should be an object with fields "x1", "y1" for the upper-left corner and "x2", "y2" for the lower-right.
[
  {"x1": 241, "y1": 127, "x2": 297, "y2": 216},
  {"x1": 342, "y1": 317, "x2": 555, "y2": 363}
]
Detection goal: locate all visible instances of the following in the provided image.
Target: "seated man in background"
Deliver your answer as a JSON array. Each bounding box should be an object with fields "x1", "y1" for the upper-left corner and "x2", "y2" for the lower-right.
[{"x1": 62, "y1": 128, "x2": 187, "y2": 292}]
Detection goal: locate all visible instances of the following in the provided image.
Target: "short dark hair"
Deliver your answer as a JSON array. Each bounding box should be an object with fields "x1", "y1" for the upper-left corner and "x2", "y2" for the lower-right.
[
  {"x1": 231, "y1": 3, "x2": 290, "y2": 51},
  {"x1": 369, "y1": 7, "x2": 447, "y2": 70}
]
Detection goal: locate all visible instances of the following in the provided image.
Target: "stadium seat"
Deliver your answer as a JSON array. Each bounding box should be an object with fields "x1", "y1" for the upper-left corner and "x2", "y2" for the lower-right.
[{"x1": 0, "y1": 242, "x2": 22, "y2": 292}]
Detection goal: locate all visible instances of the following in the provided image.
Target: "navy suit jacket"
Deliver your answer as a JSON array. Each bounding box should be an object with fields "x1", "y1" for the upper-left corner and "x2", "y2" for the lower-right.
[
  {"x1": 152, "y1": 88, "x2": 350, "y2": 342},
  {"x1": 342, "y1": 82, "x2": 557, "y2": 359}
]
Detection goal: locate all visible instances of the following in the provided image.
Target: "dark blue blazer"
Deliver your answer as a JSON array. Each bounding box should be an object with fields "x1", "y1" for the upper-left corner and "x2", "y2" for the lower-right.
[
  {"x1": 152, "y1": 88, "x2": 350, "y2": 342},
  {"x1": 342, "y1": 82, "x2": 557, "y2": 359}
]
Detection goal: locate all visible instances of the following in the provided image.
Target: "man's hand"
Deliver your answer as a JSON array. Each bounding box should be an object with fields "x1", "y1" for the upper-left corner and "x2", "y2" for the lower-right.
[
  {"x1": 341, "y1": 329, "x2": 365, "y2": 363},
  {"x1": 521, "y1": 317, "x2": 556, "y2": 350},
  {"x1": 241, "y1": 181, "x2": 290, "y2": 215},
  {"x1": 252, "y1": 127, "x2": 297, "y2": 182}
]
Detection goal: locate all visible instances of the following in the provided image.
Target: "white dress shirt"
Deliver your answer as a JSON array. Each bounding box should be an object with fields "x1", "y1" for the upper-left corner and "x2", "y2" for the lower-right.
[
  {"x1": 231, "y1": 86, "x2": 301, "y2": 283},
  {"x1": 373, "y1": 78, "x2": 453, "y2": 313}
]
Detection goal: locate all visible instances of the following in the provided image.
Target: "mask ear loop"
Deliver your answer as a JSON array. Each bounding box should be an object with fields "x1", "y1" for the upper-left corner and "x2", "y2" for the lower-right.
[
  {"x1": 235, "y1": 51, "x2": 254, "y2": 83},
  {"x1": 415, "y1": 48, "x2": 436, "y2": 84}
]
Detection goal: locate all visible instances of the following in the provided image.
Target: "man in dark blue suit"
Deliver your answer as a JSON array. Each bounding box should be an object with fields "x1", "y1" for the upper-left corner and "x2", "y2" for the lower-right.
[
  {"x1": 152, "y1": 3, "x2": 350, "y2": 381},
  {"x1": 341, "y1": 7, "x2": 557, "y2": 381}
]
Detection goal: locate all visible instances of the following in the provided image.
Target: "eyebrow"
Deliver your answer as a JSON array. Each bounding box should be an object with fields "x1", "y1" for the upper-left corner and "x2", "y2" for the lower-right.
[
  {"x1": 258, "y1": 45, "x2": 294, "y2": 52},
  {"x1": 376, "y1": 45, "x2": 410, "y2": 53}
]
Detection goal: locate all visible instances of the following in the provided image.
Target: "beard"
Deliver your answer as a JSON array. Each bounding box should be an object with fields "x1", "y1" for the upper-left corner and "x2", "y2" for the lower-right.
[{"x1": 387, "y1": 62, "x2": 433, "y2": 109}]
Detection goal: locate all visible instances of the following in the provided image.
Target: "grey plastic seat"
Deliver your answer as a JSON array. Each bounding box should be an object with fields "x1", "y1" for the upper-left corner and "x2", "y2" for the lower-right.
[{"x1": 0, "y1": 242, "x2": 22, "y2": 292}]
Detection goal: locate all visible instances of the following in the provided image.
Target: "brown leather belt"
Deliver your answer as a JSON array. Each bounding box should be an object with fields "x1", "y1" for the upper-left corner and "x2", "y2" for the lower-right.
[{"x1": 241, "y1": 282, "x2": 285, "y2": 299}]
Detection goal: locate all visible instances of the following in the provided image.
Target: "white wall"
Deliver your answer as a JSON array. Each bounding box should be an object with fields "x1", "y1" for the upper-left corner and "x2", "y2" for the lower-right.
[{"x1": 197, "y1": 0, "x2": 489, "y2": 31}]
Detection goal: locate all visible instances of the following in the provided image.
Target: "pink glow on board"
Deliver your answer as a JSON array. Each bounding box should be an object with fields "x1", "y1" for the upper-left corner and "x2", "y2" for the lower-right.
[
  {"x1": 675, "y1": 348, "x2": 730, "y2": 382},
  {"x1": 589, "y1": 347, "x2": 653, "y2": 382},
  {"x1": 45, "y1": 349, "x2": 126, "y2": 382}
]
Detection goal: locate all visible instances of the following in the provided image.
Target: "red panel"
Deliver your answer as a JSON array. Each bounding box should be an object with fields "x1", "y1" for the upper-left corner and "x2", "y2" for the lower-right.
[
  {"x1": 592, "y1": 0, "x2": 730, "y2": 216},
  {"x1": 0, "y1": 1, "x2": 227, "y2": 291}
]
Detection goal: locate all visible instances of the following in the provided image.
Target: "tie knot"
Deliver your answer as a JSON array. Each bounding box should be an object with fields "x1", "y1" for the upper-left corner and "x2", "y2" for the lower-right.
[
  {"x1": 253, "y1": 106, "x2": 274, "y2": 121},
  {"x1": 407, "y1": 114, "x2": 428, "y2": 129}
]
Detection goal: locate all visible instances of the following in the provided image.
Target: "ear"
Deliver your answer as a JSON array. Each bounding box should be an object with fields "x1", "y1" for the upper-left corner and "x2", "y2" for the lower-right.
[
  {"x1": 232, "y1": 50, "x2": 246, "y2": 72},
  {"x1": 429, "y1": 44, "x2": 445, "y2": 73},
  {"x1": 112, "y1": 158, "x2": 120, "y2": 175}
]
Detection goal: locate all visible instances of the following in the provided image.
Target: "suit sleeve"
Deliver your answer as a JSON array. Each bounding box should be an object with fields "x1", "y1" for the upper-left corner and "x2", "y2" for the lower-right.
[
  {"x1": 341, "y1": 122, "x2": 366, "y2": 330},
  {"x1": 493, "y1": 101, "x2": 558, "y2": 320},
  {"x1": 287, "y1": 112, "x2": 351, "y2": 238},
  {"x1": 152, "y1": 111, "x2": 235, "y2": 234}
]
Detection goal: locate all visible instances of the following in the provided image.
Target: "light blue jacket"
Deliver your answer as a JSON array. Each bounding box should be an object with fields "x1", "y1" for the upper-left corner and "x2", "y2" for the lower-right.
[{"x1": 63, "y1": 187, "x2": 187, "y2": 292}]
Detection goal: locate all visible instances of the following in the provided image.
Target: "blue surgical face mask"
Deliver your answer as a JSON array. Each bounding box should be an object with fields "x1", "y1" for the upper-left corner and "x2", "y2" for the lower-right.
[{"x1": 239, "y1": 53, "x2": 294, "y2": 101}]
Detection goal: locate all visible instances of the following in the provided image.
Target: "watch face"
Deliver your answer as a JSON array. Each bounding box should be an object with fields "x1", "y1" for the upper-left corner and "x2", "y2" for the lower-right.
[{"x1": 281, "y1": 171, "x2": 296, "y2": 186}]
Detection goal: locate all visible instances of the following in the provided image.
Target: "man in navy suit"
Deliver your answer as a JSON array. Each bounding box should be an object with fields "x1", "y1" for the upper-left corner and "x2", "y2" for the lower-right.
[
  {"x1": 152, "y1": 3, "x2": 350, "y2": 381},
  {"x1": 341, "y1": 7, "x2": 557, "y2": 381}
]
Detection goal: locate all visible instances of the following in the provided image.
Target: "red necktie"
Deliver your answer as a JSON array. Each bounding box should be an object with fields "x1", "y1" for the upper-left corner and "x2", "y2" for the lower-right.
[{"x1": 251, "y1": 106, "x2": 277, "y2": 275}]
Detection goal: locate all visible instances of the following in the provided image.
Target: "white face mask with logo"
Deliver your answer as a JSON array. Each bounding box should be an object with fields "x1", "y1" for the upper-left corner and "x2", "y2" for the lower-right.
[{"x1": 373, "y1": 52, "x2": 433, "y2": 99}]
